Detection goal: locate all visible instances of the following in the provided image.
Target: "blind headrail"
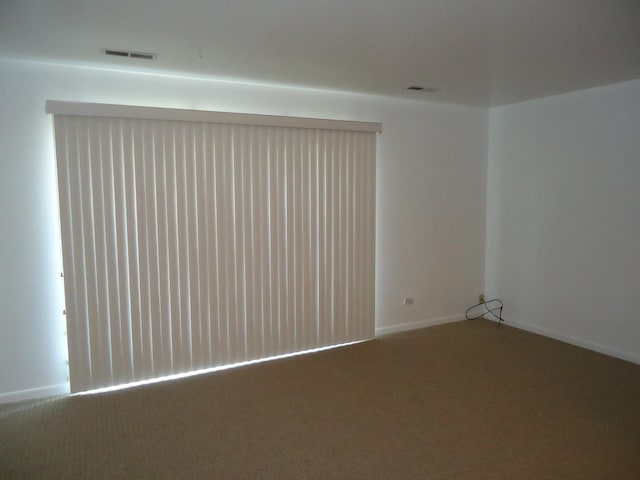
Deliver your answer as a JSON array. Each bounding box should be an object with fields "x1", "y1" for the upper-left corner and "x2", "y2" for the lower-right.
[{"x1": 45, "y1": 100, "x2": 382, "y2": 134}]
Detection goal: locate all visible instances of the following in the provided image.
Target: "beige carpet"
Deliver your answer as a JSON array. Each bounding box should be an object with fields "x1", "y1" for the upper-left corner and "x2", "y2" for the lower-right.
[{"x1": 1, "y1": 319, "x2": 639, "y2": 479}]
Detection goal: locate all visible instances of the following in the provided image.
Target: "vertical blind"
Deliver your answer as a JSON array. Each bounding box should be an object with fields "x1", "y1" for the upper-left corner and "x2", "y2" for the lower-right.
[{"x1": 49, "y1": 102, "x2": 380, "y2": 393}]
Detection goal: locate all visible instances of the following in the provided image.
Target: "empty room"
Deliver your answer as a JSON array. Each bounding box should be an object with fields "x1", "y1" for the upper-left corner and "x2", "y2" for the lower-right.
[{"x1": 1, "y1": 0, "x2": 639, "y2": 478}]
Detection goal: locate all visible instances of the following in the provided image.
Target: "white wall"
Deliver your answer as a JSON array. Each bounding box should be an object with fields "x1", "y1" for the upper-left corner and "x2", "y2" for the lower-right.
[
  {"x1": 486, "y1": 80, "x2": 640, "y2": 363},
  {"x1": 0, "y1": 59, "x2": 488, "y2": 401}
]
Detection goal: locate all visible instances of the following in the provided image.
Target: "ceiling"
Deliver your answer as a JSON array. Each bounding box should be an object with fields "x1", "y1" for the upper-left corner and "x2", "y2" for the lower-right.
[{"x1": 1, "y1": 0, "x2": 639, "y2": 107}]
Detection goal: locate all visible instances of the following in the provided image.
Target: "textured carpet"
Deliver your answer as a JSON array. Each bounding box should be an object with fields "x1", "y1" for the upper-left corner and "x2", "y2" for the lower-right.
[{"x1": 1, "y1": 319, "x2": 639, "y2": 479}]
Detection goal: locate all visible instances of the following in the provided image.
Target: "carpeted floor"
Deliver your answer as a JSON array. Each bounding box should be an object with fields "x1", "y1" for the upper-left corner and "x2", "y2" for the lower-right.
[{"x1": 1, "y1": 319, "x2": 639, "y2": 479}]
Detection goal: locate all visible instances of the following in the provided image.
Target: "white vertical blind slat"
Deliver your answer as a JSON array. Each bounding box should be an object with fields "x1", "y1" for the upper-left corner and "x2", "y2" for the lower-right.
[
  {"x1": 268, "y1": 127, "x2": 281, "y2": 356},
  {"x1": 53, "y1": 114, "x2": 377, "y2": 393},
  {"x1": 229, "y1": 125, "x2": 242, "y2": 364},
  {"x1": 83, "y1": 121, "x2": 103, "y2": 386},
  {"x1": 190, "y1": 123, "x2": 205, "y2": 370},
  {"x1": 119, "y1": 119, "x2": 134, "y2": 382},
  {"x1": 176, "y1": 122, "x2": 192, "y2": 370},
  {"x1": 157, "y1": 123, "x2": 173, "y2": 372},
  {"x1": 126, "y1": 121, "x2": 141, "y2": 378},
  {"x1": 246, "y1": 126, "x2": 261, "y2": 359},
  {"x1": 207, "y1": 125, "x2": 222, "y2": 364},
  {"x1": 146, "y1": 123, "x2": 163, "y2": 375},
  {"x1": 283, "y1": 128, "x2": 294, "y2": 352},
  {"x1": 219, "y1": 124, "x2": 234, "y2": 364},
  {"x1": 318, "y1": 131, "x2": 326, "y2": 345},
  {"x1": 251, "y1": 127, "x2": 263, "y2": 358},
  {"x1": 131, "y1": 124, "x2": 143, "y2": 373},
  {"x1": 56, "y1": 118, "x2": 91, "y2": 390},
  {"x1": 293, "y1": 128, "x2": 302, "y2": 348},
  {"x1": 334, "y1": 132, "x2": 345, "y2": 344},
  {"x1": 303, "y1": 129, "x2": 314, "y2": 351}
]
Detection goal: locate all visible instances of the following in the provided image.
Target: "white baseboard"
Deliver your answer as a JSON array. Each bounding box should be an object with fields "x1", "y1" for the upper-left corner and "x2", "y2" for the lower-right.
[
  {"x1": 0, "y1": 383, "x2": 70, "y2": 404},
  {"x1": 376, "y1": 314, "x2": 465, "y2": 336},
  {"x1": 488, "y1": 316, "x2": 640, "y2": 365}
]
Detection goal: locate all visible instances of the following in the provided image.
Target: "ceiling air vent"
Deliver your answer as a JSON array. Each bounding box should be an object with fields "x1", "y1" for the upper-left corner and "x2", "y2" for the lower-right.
[
  {"x1": 129, "y1": 51, "x2": 155, "y2": 60},
  {"x1": 407, "y1": 86, "x2": 440, "y2": 93},
  {"x1": 104, "y1": 49, "x2": 156, "y2": 60}
]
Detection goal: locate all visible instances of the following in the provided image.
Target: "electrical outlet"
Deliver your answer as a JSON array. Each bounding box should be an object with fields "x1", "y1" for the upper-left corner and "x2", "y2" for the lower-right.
[
  {"x1": 403, "y1": 297, "x2": 414, "y2": 306},
  {"x1": 479, "y1": 294, "x2": 485, "y2": 304}
]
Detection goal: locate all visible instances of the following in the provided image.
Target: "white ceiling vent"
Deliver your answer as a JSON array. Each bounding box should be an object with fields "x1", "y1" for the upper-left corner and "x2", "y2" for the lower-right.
[{"x1": 104, "y1": 49, "x2": 156, "y2": 60}]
